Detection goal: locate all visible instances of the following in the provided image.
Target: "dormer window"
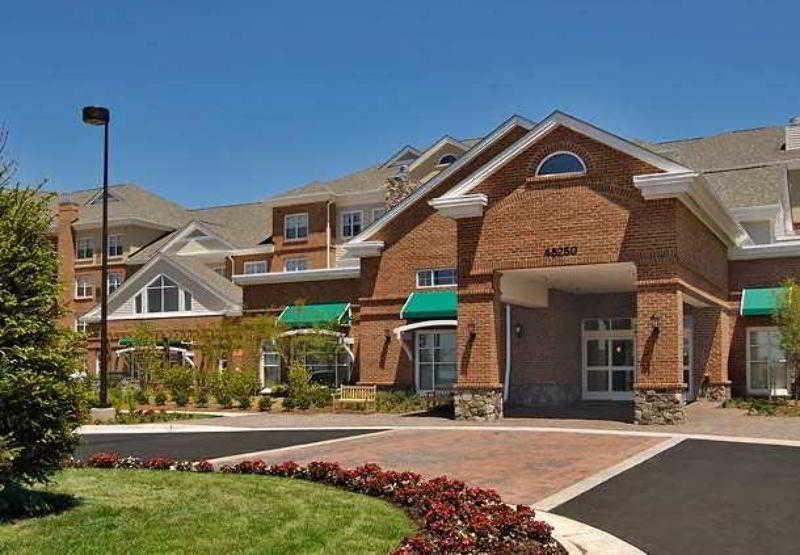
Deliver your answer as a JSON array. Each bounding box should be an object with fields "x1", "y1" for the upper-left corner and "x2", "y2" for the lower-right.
[
  {"x1": 535, "y1": 152, "x2": 587, "y2": 177},
  {"x1": 133, "y1": 275, "x2": 193, "y2": 314},
  {"x1": 437, "y1": 154, "x2": 458, "y2": 166},
  {"x1": 285, "y1": 213, "x2": 309, "y2": 241}
]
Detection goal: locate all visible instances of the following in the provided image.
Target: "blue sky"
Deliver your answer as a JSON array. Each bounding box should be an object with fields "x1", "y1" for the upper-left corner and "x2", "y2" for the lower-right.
[{"x1": 3, "y1": 1, "x2": 799, "y2": 207}]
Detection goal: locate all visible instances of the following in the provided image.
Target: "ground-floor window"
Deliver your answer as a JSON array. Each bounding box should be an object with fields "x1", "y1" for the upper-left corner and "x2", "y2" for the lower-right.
[
  {"x1": 747, "y1": 327, "x2": 788, "y2": 395},
  {"x1": 261, "y1": 342, "x2": 281, "y2": 385},
  {"x1": 301, "y1": 350, "x2": 351, "y2": 387},
  {"x1": 415, "y1": 329, "x2": 457, "y2": 392},
  {"x1": 582, "y1": 318, "x2": 635, "y2": 400}
]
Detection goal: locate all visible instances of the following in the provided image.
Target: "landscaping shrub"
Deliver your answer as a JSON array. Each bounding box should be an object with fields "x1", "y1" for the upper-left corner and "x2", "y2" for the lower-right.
[
  {"x1": 70, "y1": 454, "x2": 562, "y2": 554},
  {"x1": 195, "y1": 388, "x2": 210, "y2": 408},
  {"x1": 283, "y1": 362, "x2": 332, "y2": 410},
  {"x1": 257, "y1": 396, "x2": 272, "y2": 412},
  {"x1": 163, "y1": 365, "x2": 194, "y2": 407},
  {"x1": 210, "y1": 369, "x2": 234, "y2": 408},
  {"x1": 229, "y1": 368, "x2": 260, "y2": 409},
  {"x1": 134, "y1": 389, "x2": 150, "y2": 405},
  {"x1": 154, "y1": 389, "x2": 167, "y2": 406},
  {"x1": 376, "y1": 390, "x2": 449, "y2": 413}
]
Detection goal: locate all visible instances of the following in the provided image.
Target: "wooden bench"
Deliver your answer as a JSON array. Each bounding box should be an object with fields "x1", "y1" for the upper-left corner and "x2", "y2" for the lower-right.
[{"x1": 332, "y1": 385, "x2": 377, "y2": 413}]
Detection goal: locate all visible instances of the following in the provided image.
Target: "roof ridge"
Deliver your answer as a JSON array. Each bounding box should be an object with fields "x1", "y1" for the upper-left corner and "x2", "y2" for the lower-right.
[
  {"x1": 654, "y1": 125, "x2": 782, "y2": 146},
  {"x1": 188, "y1": 200, "x2": 265, "y2": 211}
]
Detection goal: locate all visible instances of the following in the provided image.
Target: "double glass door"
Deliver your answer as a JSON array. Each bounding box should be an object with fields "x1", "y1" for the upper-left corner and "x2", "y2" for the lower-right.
[{"x1": 582, "y1": 318, "x2": 635, "y2": 400}]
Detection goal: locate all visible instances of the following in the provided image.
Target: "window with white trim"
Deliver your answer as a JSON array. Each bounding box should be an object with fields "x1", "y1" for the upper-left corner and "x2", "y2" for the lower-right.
[
  {"x1": 218, "y1": 358, "x2": 228, "y2": 371},
  {"x1": 535, "y1": 151, "x2": 587, "y2": 177},
  {"x1": 416, "y1": 330, "x2": 457, "y2": 391},
  {"x1": 416, "y1": 268, "x2": 457, "y2": 288},
  {"x1": 747, "y1": 327, "x2": 789, "y2": 395},
  {"x1": 284, "y1": 213, "x2": 308, "y2": 241},
  {"x1": 437, "y1": 154, "x2": 458, "y2": 166},
  {"x1": 75, "y1": 276, "x2": 94, "y2": 299},
  {"x1": 75, "y1": 320, "x2": 88, "y2": 334},
  {"x1": 77, "y1": 238, "x2": 94, "y2": 260},
  {"x1": 108, "y1": 234, "x2": 124, "y2": 257},
  {"x1": 108, "y1": 272, "x2": 123, "y2": 293},
  {"x1": 284, "y1": 257, "x2": 308, "y2": 272},
  {"x1": 341, "y1": 210, "x2": 363, "y2": 238},
  {"x1": 135, "y1": 293, "x2": 143, "y2": 314},
  {"x1": 261, "y1": 342, "x2": 281, "y2": 384},
  {"x1": 243, "y1": 260, "x2": 269, "y2": 274}
]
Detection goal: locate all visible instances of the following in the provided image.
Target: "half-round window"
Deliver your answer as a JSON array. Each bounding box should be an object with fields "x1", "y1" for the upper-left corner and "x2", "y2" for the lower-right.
[
  {"x1": 438, "y1": 154, "x2": 458, "y2": 166},
  {"x1": 535, "y1": 151, "x2": 587, "y2": 176}
]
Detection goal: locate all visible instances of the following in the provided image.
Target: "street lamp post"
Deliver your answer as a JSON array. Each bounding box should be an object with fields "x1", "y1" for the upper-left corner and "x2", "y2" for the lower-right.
[{"x1": 82, "y1": 106, "x2": 111, "y2": 407}]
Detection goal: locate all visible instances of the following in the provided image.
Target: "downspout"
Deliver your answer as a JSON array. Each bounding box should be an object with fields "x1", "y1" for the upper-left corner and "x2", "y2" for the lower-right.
[
  {"x1": 326, "y1": 200, "x2": 333, "y2": 268},
  {"x1": 504, "y1": 304, "x2": 511, "y2": 401}
]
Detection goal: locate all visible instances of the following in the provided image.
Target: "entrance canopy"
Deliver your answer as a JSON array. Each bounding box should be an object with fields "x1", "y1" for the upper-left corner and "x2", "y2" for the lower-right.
[
  {"x1": 740, "y1": 287, "x2": 784, "y2": 316},
  {"x1": 278, "y1": 302, "x2": 351, "y2": 328},
  {"x1": 400, "y1": 290, "x2": 457, "y2": 319}
]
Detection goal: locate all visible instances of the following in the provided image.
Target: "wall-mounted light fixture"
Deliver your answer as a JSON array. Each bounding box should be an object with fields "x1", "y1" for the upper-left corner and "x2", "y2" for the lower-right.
[
  {"x1": 383, "y1": 328, "x2": 391, "y2": 342},
  {"x1": 467, "y1": 321, "x2": 477, "y2": 339},
  {"x1": 650, "y1": 314, "x2": 661, "y2": 334},
  {"x1": 514, "y1": 323, "x2": 524, "y2": 338}
]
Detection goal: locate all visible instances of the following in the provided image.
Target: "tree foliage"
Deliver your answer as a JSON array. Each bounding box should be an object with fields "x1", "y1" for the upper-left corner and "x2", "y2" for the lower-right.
[
  {"x1": 774, "y1": 278, "x2": 800, "y2": 400},
  {"x1": 0, "y1": 130, "x2": 85, "y2": 489}
]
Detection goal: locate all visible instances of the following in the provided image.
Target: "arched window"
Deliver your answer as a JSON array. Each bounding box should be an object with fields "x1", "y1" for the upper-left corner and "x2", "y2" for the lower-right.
[
  {"x1": 535, "y1": 151, "x2": 587, "y2": 177},
  {"x1": 438, "y1": 154, "x2": 458, "y2": 166}
]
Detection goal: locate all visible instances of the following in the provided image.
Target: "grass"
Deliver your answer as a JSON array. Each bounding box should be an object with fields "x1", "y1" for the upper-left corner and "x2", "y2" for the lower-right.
[
  {"x1": 722, "y1": 397, "x2": 800, "y2": 416},
  {"x1": 0, "y1": 469, "x2": 415, "y2": 554}
]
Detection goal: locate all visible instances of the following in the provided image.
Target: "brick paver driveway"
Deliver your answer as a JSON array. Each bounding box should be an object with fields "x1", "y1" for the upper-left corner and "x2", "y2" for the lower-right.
[{"x1": 212, "y1": 428, "x2": 666, "y2": 505}]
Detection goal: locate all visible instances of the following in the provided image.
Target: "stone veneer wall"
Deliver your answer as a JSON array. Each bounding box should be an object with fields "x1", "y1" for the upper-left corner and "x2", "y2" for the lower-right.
[
  {"x1": 634, "y1": 388, "x2": 686, "y2": 425},
  {"x1": 453, "y1": 389, "x2": 503, "y2": 421}
]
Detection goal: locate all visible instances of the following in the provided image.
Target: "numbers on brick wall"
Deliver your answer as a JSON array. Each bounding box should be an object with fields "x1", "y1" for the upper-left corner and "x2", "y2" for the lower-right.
[{"x1": 544, "y1": 246, "x2": 578, "y2": 258}]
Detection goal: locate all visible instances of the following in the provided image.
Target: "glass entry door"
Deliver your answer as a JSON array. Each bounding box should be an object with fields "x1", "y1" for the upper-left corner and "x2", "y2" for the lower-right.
[
  {"x1": 747, "y1": 327, "x2": 788, "y2": 396},
  {"x1": 415, "y1": 330, "x2": 457, "y2": 392},
  {"x1": 683, "y1": 321, "x2": 695, "y2": 402},
  {"x1": 582, "y1": 318, "x2": 635, "y2": 400}
]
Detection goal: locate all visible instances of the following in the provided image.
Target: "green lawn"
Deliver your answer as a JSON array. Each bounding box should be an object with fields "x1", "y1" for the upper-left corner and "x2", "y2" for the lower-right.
[{"x1": 0, "y1": 469, "x2": 415, "y2": 555}]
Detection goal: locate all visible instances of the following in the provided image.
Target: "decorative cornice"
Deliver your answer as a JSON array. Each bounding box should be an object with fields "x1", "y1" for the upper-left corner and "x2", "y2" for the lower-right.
[
  {"x1": 341, "y1": 240, "x2": 384, "y2": 258},
  {"x1": 428, "y1": 194, "x2": 488, "y2": 219}
]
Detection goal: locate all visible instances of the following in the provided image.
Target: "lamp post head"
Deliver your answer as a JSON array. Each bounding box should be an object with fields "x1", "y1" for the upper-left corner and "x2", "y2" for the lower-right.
[{"x1": 82, "y1": 106, "x2": 110, "y2": 126}]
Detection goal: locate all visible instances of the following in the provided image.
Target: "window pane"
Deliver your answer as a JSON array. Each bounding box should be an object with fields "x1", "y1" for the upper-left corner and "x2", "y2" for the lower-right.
[
  {"x1": 750, "y1": 361, "x2": 768, "y2": 390},
  {"x1": 586, "y1": 340, "x2": 608, "y2": 367},
  {"x1": 437, "y1": 332, "x2": 456, "y2": 361},
  {"x1": 147, "y1": 289, "x2": 162, "y2": 312},
  {"x1": 435, "y1": 363, "x2": 457, "y2": 387},
  {"x1": 163, "y1": 287, "x2": 179, "y2": 311},
  {"x1": 612, "y1": 370, "x2": 634, "y2": 391},
  {"x1": 583, "y1": 319, "x2": 599, "y2": 331},
  {"x1": 184, "y1": 291, "x2": 192, "y2": 311},
  {"x1": 538, "y1": 153, "x2": 585, "y2": 175},
  {"x1": 433, "y1": 268, "x2": 456, "y2": 286},
  {"x1": 419, "y1": 363, "x2": 434, "y2": 391},
  {"x1": 587, "y1": 370, "x2": 608, "y2": 391},
  {"x1": 417, "y1": 270, "x2": 432, "y2": 287},
  {"x1": 611, "y1": 339, "x2": 634, "y2": 367},
  {"x1": 135, "y1": 294, "x2": 142, "y2": 313},
  {"x1": 610, "y1": 318, "x2": 632, "y2": 330}
]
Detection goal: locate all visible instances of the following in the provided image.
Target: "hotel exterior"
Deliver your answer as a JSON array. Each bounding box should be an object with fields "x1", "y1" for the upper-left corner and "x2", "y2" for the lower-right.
[{"x1": 52, "y1": 111, "x2": 800, "y2": 423}]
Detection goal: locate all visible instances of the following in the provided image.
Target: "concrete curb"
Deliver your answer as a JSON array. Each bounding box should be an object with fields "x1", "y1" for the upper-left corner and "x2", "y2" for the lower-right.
[{"x1": 537, "y1": 510, "x2": 644, "y2": 555}]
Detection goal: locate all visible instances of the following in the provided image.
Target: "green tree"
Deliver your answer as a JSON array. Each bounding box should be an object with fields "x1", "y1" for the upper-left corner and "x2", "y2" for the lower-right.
[
  {"x1": 774, "y1": 278, "x2": 800, "y2": 401},
  {"x1": 0, "y1": 130, "x2": 85, "y2": 497}
]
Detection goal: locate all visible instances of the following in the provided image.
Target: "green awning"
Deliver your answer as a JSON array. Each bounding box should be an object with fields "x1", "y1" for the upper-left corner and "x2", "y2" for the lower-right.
[
  {"x1": 741, "y1": 287, "x2": 785, "y2": 316},
  {"x1": 278, "y1": 302, "x2": 351, "y2": 328},
  {"x1": 401, "y1": 290, "x2": 458, "y2": 319}
]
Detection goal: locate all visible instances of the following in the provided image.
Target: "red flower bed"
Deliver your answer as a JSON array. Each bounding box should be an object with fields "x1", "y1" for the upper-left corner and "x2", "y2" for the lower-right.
[{"x1": 68, "y1": 453, "x2": 563, "y2": 554}]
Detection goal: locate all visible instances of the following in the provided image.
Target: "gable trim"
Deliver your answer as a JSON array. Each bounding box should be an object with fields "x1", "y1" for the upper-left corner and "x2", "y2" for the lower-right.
[
  {"x1": 405, "y1": 136, "x2": 470, "y2": 173},
  {"x1": 438, "y1": 111, "x2": 692, "y2": 201},
  {"x1": 161, "y1": 220, "x2": 236, "y2": 252},
  {"x1": 344, "y1": 115, "x2": 534, "y2": 250},
  {"x1": 383, "y1": 145, "x2": 421, "y2": 168}
]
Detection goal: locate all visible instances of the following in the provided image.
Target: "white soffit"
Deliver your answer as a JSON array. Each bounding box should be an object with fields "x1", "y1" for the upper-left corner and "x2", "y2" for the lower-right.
[{"x1": 503, "y1": 262, "x2": 638, "y2": 294}]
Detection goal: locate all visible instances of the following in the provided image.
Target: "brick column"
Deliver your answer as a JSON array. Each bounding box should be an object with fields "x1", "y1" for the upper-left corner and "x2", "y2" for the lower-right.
[
  {"x1": 453, "y1": 290, "x2": 504, "y2": 421},
  {"x1": 635, "y1": 284, "x2": 685, "y2": 424},
  {"x1": 694, "y1": 306, "x2": 732, "y2": 401}
]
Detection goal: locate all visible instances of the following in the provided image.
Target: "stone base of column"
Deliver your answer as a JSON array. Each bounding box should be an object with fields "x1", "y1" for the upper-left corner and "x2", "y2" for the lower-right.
[
  {"x1": 634, "y1": 387, "x2": 685, "y2": 425},
  {"x1": 703, "y1": 382, "x2": 731, "y2": 402},
  {"x1": 453, "y1": 388, "x2": 503, "y2": 421}
]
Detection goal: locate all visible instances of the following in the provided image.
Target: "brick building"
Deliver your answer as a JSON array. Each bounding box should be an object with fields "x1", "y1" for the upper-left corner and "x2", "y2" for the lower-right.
[{"x1": 53, "y1": 110, "x2": 800, "y2": 423}]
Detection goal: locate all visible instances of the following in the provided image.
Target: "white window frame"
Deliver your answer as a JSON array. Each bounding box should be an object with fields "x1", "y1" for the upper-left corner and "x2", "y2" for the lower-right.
[
  {"x1": 75, "y1": 276, "x2": 94, "y2": 299},
  {"x1": 284, "y1": 213, "x2": 309, "y2": 242},
  {"x1": 341, "y1": 210, "x2": 363, "y2": 238},
  {"x1": 77, "y1": 237, "x2": 94, "y2": 261},
  {"x1": 414, "y1": 329, "x2": 458, "y2": 393},
  {"x1": 260, "y1": 342, "x2": 281, "y2": 385},
  {"x1": 108, "y1": 271, "x2": 123, "y2": 293},
  {"x1": 284, "y1": 257, "x2": 308, "y2": 272},
  {"x1": 243, "y1": 260, "x2": 269, "y2": 274},
  {"x1": 107, "y1": 234, "x2": 124, "y2": 257},
  {"x1": 746, "y1": 326, "x2": 789, "y2": 396},
  {"x1": 581, "y1": 318, "x2": 636, "y2": 401},
  {"x1": 416, "y1": 268, "x2": 457, "y2": 288},
  {"x1": 75, "y1": 319, "x2": 88, "y2": 334},
  {"x1": 436, "y1": 154, "x2": 458, "y2": 167},
  {"x1": 535, "y1": 151, "x2": 587, "y2": 177},
  {"x1": 136, "y1": 274, "x2": 194, "y2": 314}
]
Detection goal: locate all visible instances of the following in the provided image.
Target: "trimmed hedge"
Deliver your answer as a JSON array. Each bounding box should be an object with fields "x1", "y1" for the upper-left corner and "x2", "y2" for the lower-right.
[{"x1": 68, "y1": 454, "x2": 562, "y2": 554}]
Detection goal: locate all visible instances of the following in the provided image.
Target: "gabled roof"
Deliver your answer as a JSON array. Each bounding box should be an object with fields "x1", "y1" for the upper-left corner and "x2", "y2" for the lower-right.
[
  {"x1": 437, "y1": 111, "x2": 692, "y2": 201},
  {"x1": 405, "y1": 136, "x2": 470, "y2": 173},
  {"x1": 266, "y1": 165, "x2": 393, "y2": 204},
  {"x1": 382, "y1": 145, "x2": 421, "y2": 167},
  {"x1": 80, "y1": 252, "x2": 242, "y2": 322},
  {"x1": 188, "y1": 201, "x2": 271, "y2": 247}
]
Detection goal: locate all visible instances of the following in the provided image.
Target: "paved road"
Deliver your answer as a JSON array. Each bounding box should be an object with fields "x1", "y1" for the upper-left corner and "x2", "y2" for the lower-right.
[
  {"x1": 553, "y1": 439, "x2": 800, "y2": 554},
  {"x1": 76, "y1": 429, "x2": 383, "y2": 461}
]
